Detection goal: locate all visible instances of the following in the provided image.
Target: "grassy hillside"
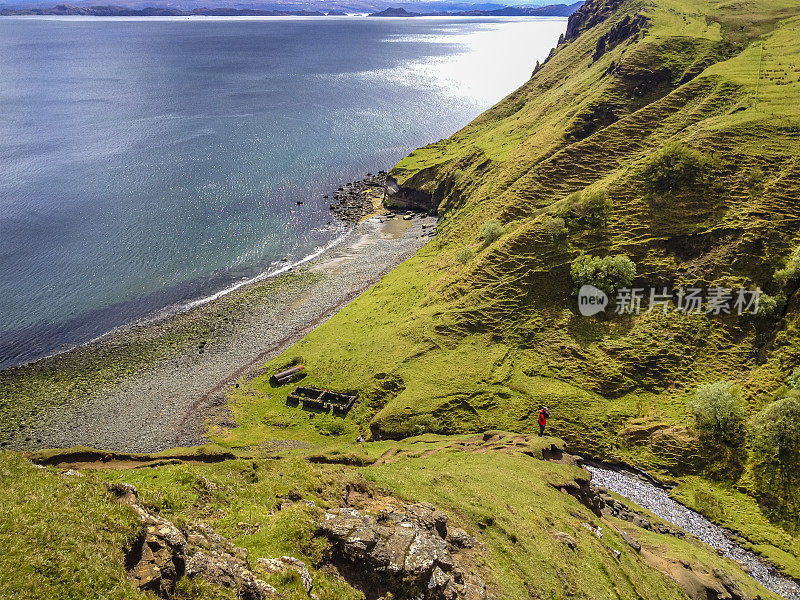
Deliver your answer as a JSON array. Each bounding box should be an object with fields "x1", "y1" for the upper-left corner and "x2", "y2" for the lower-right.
[
  {"x1": 4, "y1": 2, "x2": 800, "y2": 598},
  {"x1": 0, "y1": 436, "x2": 782, "y2": 599},
  {"x1": 222, "y1": 0, "x2": 800, "y2": 570}
]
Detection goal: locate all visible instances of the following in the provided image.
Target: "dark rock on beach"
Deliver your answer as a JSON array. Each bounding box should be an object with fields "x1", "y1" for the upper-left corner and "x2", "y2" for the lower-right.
[{"x1": 329, "y1": 171, "x2": 387, "y2": 224}]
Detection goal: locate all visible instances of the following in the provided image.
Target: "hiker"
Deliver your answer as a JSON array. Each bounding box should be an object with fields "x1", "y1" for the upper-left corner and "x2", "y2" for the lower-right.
[{"x1": 538, "y1": 406, "x2": 550, "y2": 437}]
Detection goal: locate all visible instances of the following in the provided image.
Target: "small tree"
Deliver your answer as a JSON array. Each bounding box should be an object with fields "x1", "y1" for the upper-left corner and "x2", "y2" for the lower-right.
[
  {"x1": 561, "y1": 190, "x2": 612, "y2": 228},
  {"x1": 756, "y1": 293, "x2": 784, "y2": 321},
  {"x1": 750, "y1": 394, "x2": 800, "y2": 512},
  {"x1": 543, "y1": 216, "x2": 567, "y2": 238},
  {"x1": 688, "y1": 381, "x2": 746, "y2": 445},
  {"x1": 775, "y1": 246, "x2": 800, "y2": 285},
  {"x1": 570, "y1": 254, "x2": 636, "y2": 296},
  {"x1": 581, "y1": 190, "x2": 612, "y2": 227},
  {"x1": 481, "y1": 220, "x2": 505, "y2": 245}
]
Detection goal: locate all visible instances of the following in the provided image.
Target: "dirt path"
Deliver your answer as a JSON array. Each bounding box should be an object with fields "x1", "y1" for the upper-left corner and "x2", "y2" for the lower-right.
[{"x1": 11, "y1": 215, "x2": 437, "y2": 453}]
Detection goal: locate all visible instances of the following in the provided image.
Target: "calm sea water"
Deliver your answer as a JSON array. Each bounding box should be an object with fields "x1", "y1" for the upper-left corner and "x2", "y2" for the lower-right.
[{"x1": 0, "y1": 16, "x2": 565, "y2": 368}]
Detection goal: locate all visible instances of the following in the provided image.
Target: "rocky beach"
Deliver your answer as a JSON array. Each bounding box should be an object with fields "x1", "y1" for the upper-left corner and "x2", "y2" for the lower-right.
[{"x1": 0, "y1": 186, "x2": 437, "y2": 453}]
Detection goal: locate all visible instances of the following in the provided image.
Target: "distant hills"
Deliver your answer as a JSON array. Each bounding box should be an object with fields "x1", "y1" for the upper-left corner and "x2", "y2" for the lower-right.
[
  {"x1": 0, "y1": 1, "x2": 580, "y2": 16},
  {"x1": 369, "y1": 1, "x2": 582, "y2": 16},
  {"x1": 0, "y1": 0, "x2": 583, "y2": 15},
  {"x1": 0, "y1": 4, "x2": 342, "y2": 14}
]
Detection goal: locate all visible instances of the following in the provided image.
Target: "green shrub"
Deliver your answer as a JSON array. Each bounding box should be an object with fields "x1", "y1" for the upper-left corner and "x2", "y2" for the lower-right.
[
  {"x1": 455, "y1": 247, "x2": 475, "y2": 264},
  {"x1": 688, "y1": 381, "x2": 746, "y2": 445},
  {"x1": 756, "y1": 292, "x2": 784, "y2": 320},
  {"x1": 543, "y1": 215, "x2": 567, "y2": 238},
  {"x1": 570, "y1": 254, "x2": 636, "y2": 296},
  {"x1": 750, "y1": 394, "x2": 800, "y2": 512},
  {"x1": 787, "y1": 367, "x2": 800, "y2": 390},
  {"x1": 643, "y1": 142, "x2": 713, "y2": 198},
  {"x1": 582, "y1": 190, "x2": 612, "y2": 226},
  {"x1": 775, "y1": 246, "x2": 800, "y2": 285},
  {"x1": 560, "y1": 190, "x2": 612, "y2": 228},
  {"x1": 480, "y1": 220, "x2": 505, "y2": 245}
]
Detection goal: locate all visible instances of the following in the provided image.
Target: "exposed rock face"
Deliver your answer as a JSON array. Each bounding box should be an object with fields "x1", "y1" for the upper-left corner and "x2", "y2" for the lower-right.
[
  {"x1": 184, "y1": 524, "x2": 276, "y2": 600},
  {"x1": 640, "y1": 552, "x2": 752, "y2": 600},
  {"x1": 564, "y1": 0, "x2": 625, "y2": 43},
  {"x1": 593, "y1": 12, "x2": 649, "y2": 61},
  {"x1": 108, "y1": 483, "x2": 276, "y2": 599},
  {"x1": 385, "y1": 176, "x2": 439, "y2": 214},
  {"x1": 317, "y1": 503, "x2": 488, "y2": 600},
  {"x1": 552, "y1": 476, "x2": 605, "y2": 517}
]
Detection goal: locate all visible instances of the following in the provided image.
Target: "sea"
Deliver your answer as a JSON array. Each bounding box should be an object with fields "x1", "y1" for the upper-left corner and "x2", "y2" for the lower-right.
[{"x1": 0, "y1": 15, "x2": 566, "y2": 368}]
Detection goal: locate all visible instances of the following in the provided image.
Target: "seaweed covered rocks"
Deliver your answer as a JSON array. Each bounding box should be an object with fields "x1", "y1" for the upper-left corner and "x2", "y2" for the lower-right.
[{"x1": 328, "y1": 172, "x2": 387, "y2": 223}]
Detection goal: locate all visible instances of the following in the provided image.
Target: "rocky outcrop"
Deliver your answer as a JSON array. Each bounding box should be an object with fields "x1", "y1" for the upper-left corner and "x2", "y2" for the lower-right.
[
  {"x1": 564, "y1": 0, "x2": 625, "y2": 43},
  {"x1": 329, "y1": 172, "x2": 387, "y2": 223},
  {"x1": 108, "y1": 483, "x2": 276, "y2": 599},
  {"x1": 593, "y1": 13, "x2": 649, "y2": 61},
  {"x1": 552, "y1": 476, "x2": 605, "y2": 517},
  {"x1": 385, "y1": 176, "x2": 438, "y2": 214},
  {"x1": 316, "y1": 503, "x2": 488, "y2": 600},
  {"x1": 641, "y1": 552, "x2": 752, "y2": 600}
]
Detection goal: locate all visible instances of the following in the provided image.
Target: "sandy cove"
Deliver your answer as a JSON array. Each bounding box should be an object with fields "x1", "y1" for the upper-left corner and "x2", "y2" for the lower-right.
[{"x1": 3, "y1": 213, "x2": 437, "y2": 452}]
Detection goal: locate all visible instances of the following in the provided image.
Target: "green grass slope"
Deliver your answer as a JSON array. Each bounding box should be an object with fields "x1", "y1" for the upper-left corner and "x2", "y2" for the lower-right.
[
  {"x1": 224, "y1": 0, "x2": 800, "y2": 574},
  {"x1": 0, "y1": 436, "x2": 781, "y2": 599}
]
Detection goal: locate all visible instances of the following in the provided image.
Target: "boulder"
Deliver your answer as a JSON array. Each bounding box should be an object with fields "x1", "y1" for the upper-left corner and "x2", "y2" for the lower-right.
[
  {"x1": 446, "y1": 527, "x2": 476, "y2": 549},
  {"x1": 109, "y1": 483, "x2": 275, "y2": 599},
  {"x1": 317, "y1": 504, "x2": 487, "y2": 600},
  {"x1": 257, "y1": 556, "x2": 313, "y2": 593},
  {"x1": 620, "y1": 531, "x2": 641, "y2": 552},
  {"x1": 553, "y1": 532, "x2": 578, "y2": 549}
]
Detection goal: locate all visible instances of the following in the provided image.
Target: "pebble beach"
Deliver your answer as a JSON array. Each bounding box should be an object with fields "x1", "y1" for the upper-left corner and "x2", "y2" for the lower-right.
[{"x1": 3, "y1": 212, "x2": 437, "y2": 452}]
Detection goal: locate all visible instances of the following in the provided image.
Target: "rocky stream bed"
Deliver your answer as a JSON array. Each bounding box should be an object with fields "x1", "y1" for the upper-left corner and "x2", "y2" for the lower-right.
[{"x1": 586, "y1": 465, "x2": 800, "y2": 600}]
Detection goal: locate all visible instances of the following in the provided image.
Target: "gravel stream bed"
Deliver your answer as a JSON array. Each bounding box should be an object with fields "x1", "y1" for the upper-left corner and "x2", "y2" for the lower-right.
[{"x1": 586, "y1": 465, "x2": 800, "y2": 600}]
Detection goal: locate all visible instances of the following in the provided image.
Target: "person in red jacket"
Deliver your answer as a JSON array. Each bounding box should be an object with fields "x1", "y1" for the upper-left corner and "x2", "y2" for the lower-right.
[{"x1": 538, "y1": 406, "x2": 550, "y2": 437}]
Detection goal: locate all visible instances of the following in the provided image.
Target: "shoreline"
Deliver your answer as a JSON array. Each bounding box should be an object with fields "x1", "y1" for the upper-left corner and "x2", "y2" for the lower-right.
[
  {"x1": 1, "y1": 172, "x2": 388, "y2": 373},
  {"x1": 1, "y1": 211, "x2": 437, "y2": 452},
  {"x1": 0, "y1": 228, "x2": 352, "y2": 374}
]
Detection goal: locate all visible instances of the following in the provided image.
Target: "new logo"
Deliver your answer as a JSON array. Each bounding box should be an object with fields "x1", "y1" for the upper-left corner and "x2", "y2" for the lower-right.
[{"x1": 578, "y1": 285, "x2": 609, "y2": 317}]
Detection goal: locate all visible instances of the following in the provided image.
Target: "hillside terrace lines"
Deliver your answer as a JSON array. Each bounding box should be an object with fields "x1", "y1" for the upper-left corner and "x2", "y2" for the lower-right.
[{"x1": 499, "y1": 76, "x2": 742, "y2": 221}]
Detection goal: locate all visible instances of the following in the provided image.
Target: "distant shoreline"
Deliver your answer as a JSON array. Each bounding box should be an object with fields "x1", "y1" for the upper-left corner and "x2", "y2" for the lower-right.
[
  {"x1": 0, "y1": 5, "x2": 349, "y2": 16},
  {"x1": 0, "y1": 1, "x2": 582, "y2": 17},
  {"x1": 368, "y1": 2, "x2": 582, "y2": 17}
]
